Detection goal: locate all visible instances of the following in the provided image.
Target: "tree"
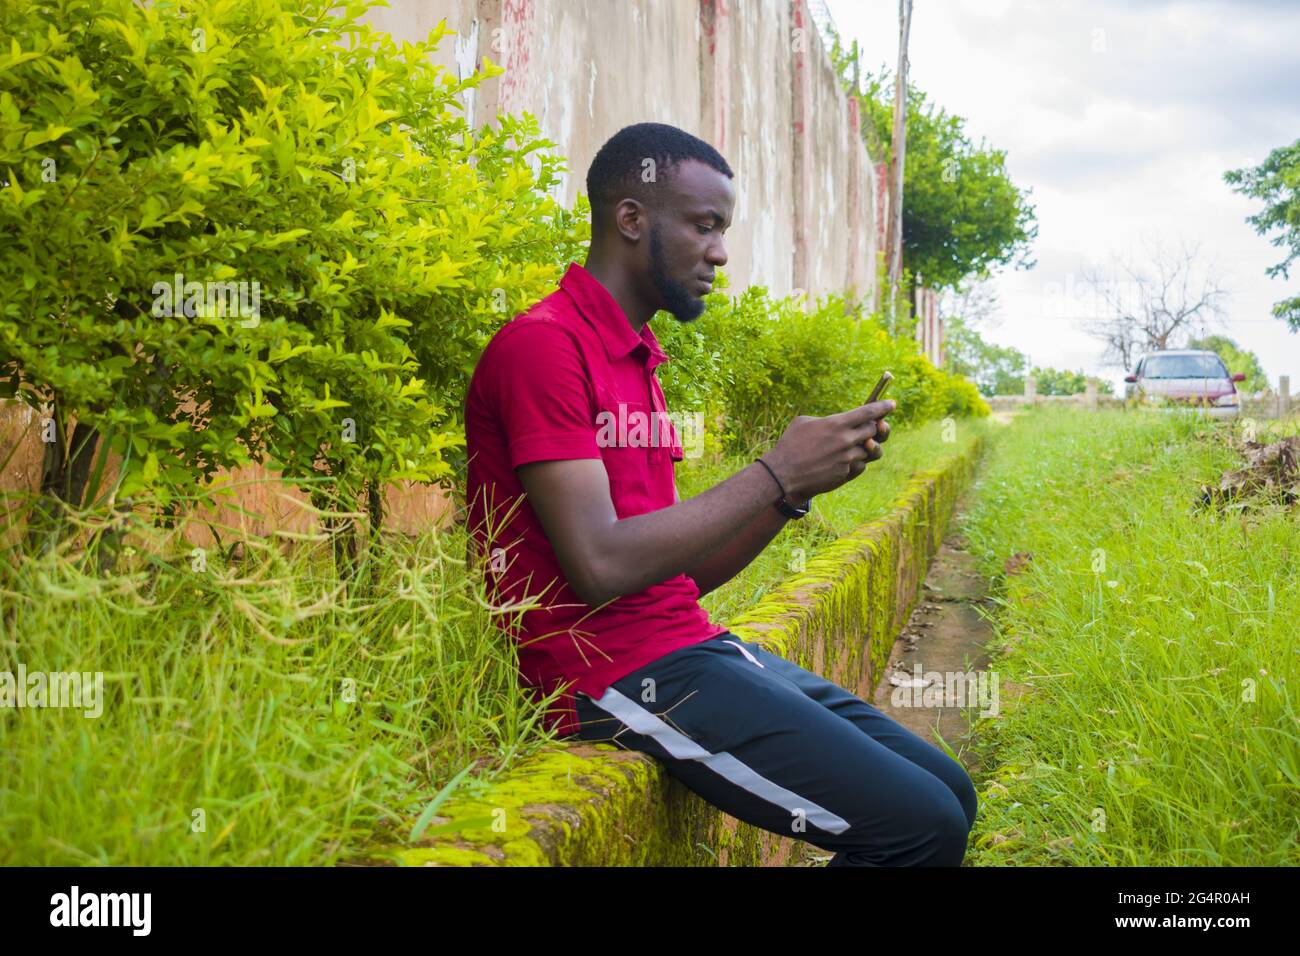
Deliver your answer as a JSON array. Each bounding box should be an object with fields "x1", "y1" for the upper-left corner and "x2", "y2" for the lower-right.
[
  {"x1": 942, "y1": 277, "x2": 1001, "y2": 327},
  {"x1": 943, "y1": 315, "x2": 1028, "y2": 396},
  {"x1": 1186, "y1": 335, "x2": 1269, "y2": 392},
  {"x1": 826, "y1": 34, "x2": 1038, "y2": 293},
  {"x1": 943, "y1": 315, "x2": 1112, "y2": 397},
  {"x1": 1080, "y1": 236, "x2": 1229, "y2": 370},
  {"x1": 1225, "y1": 139, "x2": 1300, "y2": 331},
  {"x1": 1031, "y1": 367, "x2": 1113, "y2": 396}
]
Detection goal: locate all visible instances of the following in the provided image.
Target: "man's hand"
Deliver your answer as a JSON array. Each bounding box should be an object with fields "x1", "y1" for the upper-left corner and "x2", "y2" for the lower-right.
[
  {"x1": 862, "y1": 417, "x2": 892, "y2": 461},
  {"x1": 763, "y1": 399, "x2": 896, "y2": 502}
]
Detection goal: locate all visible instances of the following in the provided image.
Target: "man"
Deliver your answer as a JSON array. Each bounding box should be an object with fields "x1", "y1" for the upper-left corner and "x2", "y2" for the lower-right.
[{"x1": 464, "y1": 122, "x2": 977, "y2": 866}]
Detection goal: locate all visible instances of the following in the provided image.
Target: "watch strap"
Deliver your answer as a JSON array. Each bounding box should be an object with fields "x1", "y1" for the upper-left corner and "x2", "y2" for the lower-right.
[
  {"x1": 755, "y1": 457, "x2": 811, "y2": 520},
  {"x1": 775, "y1": 495, "x2": 811, "y2": 519}
]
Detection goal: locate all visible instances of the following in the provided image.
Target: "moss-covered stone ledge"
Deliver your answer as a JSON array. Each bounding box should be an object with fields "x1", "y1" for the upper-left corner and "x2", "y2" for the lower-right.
[{"x1": 371, "y1": 436, "x2": 985, "y2": 866}]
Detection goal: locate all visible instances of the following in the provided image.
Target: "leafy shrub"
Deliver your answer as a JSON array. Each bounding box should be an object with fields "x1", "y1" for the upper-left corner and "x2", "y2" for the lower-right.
[
  {"x1": 940, "y1": 374, "x2": 991, "y2": 417},
  {"x1": 1029, "y1": 366, "x2": 1111, "y2": 396},
  {"x1": 655, "y1": 278, "x2": 986, "y2": 456},
  {"x1": 0, "y1": 0, "x2": 584, "y2": 532}
]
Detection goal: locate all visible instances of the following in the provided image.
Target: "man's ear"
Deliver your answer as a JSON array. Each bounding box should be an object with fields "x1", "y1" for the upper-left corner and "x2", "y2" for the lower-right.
[{"x1": 615, "y1": 198, "x2": 644, "y2": 242}]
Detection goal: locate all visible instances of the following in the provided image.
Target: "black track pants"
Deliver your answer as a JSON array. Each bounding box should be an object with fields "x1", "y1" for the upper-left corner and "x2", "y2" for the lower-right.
[{"x1": 566, "y1": 632, "x2": 978, "y2": 866}]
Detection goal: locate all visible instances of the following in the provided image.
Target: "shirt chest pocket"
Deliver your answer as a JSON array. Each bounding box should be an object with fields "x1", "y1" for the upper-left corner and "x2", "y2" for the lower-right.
[{"x1": 594, "y1": 391, "x2": 651, "y2": 510}]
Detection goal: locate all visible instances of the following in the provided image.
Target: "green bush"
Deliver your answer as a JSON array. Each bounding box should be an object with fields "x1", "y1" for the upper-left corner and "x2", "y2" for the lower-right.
[
  {"x1": 1031, "y1": 366, "x2": 1113, "y2": 396},
  {"x1": 0, "y1": 0, "x2": 583, "y2": 531},
  {"x1": 939, "y1": 373, "x2": 990, "y2": 417},
  {"x1": 655, "y1": 279, "x2": 986, "y2": 456}
]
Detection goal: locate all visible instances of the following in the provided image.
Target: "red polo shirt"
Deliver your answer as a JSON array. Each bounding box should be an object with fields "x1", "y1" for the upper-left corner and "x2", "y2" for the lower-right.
[{"x1": 464, "y1": 262, "x2": 727, "y2": 737}]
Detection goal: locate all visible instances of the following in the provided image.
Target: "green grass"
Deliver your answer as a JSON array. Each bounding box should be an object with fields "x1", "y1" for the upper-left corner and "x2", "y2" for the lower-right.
[
  {"x1": 958, "y1": 406, "x2": 1300, "y2": 865},
  {"x1": 0, "y1": 523, "x2": 541, "y2": 865},
  {"x1": 0, "y1": 414, "x2": 990, "y2": 865}
]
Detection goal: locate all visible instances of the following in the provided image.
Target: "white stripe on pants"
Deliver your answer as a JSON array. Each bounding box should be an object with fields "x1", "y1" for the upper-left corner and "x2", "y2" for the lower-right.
[{"x1": 584, "y1": 685, "x2": 851, "y2": 835}]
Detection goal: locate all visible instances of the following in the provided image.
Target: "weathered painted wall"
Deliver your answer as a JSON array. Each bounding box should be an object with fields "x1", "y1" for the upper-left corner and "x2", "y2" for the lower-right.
[
  {"x1": 915, "y1": 285, "x2": 944, "y2": 367},
  {"x1": 368, "y1": 0, "x2": 878, "y2": 302},
  {"x1": 708, "y1": 0, "x2": 798, "y2": 299}
]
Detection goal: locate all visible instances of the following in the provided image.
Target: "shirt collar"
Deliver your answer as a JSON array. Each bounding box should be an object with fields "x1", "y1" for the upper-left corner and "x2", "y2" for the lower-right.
[{"x1": 559, "y1": 262, "x2": 670, "y2": 370}]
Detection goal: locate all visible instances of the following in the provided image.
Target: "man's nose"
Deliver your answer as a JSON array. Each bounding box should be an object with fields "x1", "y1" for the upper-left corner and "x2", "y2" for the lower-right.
[{"x1": 706, "y1": 236, "x2": 728, "y2": 268}]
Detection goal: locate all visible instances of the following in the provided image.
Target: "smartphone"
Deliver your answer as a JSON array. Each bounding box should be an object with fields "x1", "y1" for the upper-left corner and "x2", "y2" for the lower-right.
[{"x1": 867, "y1": 370, "x2": 893, "y2": 405}]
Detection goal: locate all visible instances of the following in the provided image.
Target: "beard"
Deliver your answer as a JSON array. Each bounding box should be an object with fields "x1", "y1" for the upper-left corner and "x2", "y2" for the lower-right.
[{"x1": 649, "y1": 223, "x2": 707, "y2": 322}]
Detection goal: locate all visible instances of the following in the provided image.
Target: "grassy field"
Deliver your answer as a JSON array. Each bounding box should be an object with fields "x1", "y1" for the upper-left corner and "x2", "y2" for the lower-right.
[
  {"x1": 959, "y1": 406, "x2": 1299, "y2": 865},
  {"x1": 0, "y1": 414, "x2": 987, "y2": 865}
]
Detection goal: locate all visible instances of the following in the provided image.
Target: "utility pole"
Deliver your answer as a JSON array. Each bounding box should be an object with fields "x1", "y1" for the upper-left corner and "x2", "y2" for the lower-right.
[{"x1": 888, "y1": 0, "x2": 912, "y2": 332}]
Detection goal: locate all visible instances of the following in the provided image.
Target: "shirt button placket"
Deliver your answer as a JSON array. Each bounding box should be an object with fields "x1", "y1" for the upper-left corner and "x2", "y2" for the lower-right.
[{"x1": 647, "y1": 368, "x2": 666, "y2": 464}]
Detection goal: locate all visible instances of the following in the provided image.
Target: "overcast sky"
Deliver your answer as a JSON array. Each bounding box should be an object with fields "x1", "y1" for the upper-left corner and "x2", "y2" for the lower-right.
[{"x1": 825, "y1": 0, "x2": 1300, "y2": 392}]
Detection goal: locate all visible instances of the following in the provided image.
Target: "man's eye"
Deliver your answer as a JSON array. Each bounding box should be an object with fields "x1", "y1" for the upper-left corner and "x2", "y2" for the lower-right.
[{"x1": 695, "y1": 224, "x2": 712, "y2": 234}]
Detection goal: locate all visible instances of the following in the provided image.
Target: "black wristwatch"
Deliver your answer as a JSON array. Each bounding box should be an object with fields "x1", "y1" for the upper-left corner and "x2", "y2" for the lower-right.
[
  {"x1": 755, "y1": 457, "x2": 812, "y2": 520},
  {"x1": 775, "y1": 495, "x2": 811, "y2": 520}
]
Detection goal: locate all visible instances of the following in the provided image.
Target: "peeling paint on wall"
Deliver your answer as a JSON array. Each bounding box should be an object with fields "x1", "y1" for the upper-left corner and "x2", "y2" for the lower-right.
[{"x1": 453, "y1": 16, "x2": 481, "y2": 127}]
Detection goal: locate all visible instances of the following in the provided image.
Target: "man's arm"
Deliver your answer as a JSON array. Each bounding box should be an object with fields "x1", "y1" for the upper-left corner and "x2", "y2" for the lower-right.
[
  {"x1": 516, "y1": 404, "x2": 893, "y2": 608},
  {"x1": 516, "y1": 457, "x2": 784, "y2": 608},
  {"x1": 678, "y1": 499, "x2": 792, "y2": 597},
  {"x1": 677, "y1": 418, "x2": 891, "y2": 597}
]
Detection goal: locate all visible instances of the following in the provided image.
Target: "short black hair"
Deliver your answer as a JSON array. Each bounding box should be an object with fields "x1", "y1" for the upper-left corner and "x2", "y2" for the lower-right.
[{"x1": 586, "y1": 122, "x2": 733, "y2": 222}]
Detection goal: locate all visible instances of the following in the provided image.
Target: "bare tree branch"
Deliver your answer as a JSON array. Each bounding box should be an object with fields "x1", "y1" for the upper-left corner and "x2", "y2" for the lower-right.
[
  {"x1": 1080, "y1": 235, "x2": 1229, "y2": 370},
  {"x1": 942, "y1": 277, "x2": 1001, "y2": 328}
]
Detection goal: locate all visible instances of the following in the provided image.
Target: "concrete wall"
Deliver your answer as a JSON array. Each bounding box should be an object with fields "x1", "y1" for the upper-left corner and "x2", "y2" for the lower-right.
[
  {"x1": 915, "y1": 285, "x2": 943, "y2": 367},
  {"x1": 368, "y1": 0, "x2": 879, "y2": 301},
  {"x1": 988, "y1": 374, "x2": 1295, "y2": 419}
]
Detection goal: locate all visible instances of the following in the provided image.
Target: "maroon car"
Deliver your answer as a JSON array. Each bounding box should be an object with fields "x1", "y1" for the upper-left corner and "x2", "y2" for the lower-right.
[{"x1": 1124, "y1": 349, "x2": 1247, "y2": 419}]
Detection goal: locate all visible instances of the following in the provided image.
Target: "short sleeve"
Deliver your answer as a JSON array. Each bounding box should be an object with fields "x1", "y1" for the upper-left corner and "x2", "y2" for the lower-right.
[{"x1": 486, "y1": 321, "x2": 601, "y2": 469}]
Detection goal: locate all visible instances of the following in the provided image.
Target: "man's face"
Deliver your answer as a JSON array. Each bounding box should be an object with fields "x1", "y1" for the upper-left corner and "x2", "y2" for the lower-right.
[{"x1": 647, "y1": 159, "x2": 735, "y2": 322}]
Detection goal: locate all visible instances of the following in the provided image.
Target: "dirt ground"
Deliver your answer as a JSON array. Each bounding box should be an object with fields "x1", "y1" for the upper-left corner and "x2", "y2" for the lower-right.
[{"x1": 869, "y1": 520, "x2": 997, "y2": 778}]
